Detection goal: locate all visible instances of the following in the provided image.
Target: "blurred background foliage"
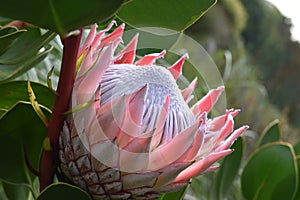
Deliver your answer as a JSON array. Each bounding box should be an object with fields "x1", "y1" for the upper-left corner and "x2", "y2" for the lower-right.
[
  {"x1": 184, "y1": 0, "x2": 300, "y2": 199},
  {"x1": 186, "y1": 0, "x2": 300, "y2": 141}
]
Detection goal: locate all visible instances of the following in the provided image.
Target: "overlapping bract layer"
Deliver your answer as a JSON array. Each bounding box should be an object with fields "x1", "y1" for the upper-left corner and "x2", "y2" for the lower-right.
[{"x1": 58, "y1": 21, "x2": 248, "y2": 200}]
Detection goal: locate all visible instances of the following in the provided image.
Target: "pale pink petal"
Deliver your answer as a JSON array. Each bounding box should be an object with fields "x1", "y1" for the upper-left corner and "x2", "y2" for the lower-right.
[
  {"x1": 215, "y1": 125, "x2": 249, "y2": 151},
  {"x1": 168, "y1": 53, "x2": 188, "y2": 80},
  {"x1": 99, "y1": 23, "x2": 125, "y2": 50},
  {"x1": 121, "y1": 130, "x2": 153, "y2": 153},
  {"x1": 116, "y1": 85, "x2": 148, "y2": 148},
  {"x1": 181, "y1": 77, "x2": 198, "y2": 102},
  {"x1": 79, "y1": 21, "x2": 117, "y2": 56},
  {"x1": 173, "y1": 149, "x2": 233, "y2": 182},
  {"x1": 78, "y1": 24, "x2": 97, "y2": 56},
  {"x1": 135, "y1": 50, "x2": 166, "y2": 66},
  {"x1": 214, "y1": 113, "x2": 234, "y2": 143},
  {"x1": 207, "y1": 109, "x2": 238, "y2": 132},
  {"x1": 155, "y1": 162, "x2": 191, "y2": 188},
  {"x1": 202, "y1": 165, "x2": 220, "y2": 174},
  {"x1": 91, "y1": 21, "x2": 117, "y2": 50},
  {"x1": 177, "y1": 124, "x2": 205, "y2": 162},
  {"x1": 93, "y1": 95, "x2": 127, "y2": 145},
  {"x1": 192, "y1": 86, "x2": 224, "y2": 116},
  {"x1": 230, "y1": 109, "x2": 240, "y2": 118},
  {"x1": 147, "y1": 123, "x2": 198, "y2": 171},
  {"x1": 114, "y1": 33, "x2": 138, "y2": 64},
  {"x1": 75, "y1": 45, "x2": 113, "y2": 104},
  {"x1": 149, "y1": 96, "x2": 170, "y2": 151}
]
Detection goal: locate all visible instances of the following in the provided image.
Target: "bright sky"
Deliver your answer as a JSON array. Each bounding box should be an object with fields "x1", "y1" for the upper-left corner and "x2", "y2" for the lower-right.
[{"x1": 267, "y1": 0, "x2": 300, "y2": 42}]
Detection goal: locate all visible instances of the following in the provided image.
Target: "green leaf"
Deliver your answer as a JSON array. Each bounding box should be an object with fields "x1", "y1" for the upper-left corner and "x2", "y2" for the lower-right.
[
  {"x1": 0, "y1": 102, "x2": 51, "y2": 184},
  {"x1": 37, "y1": 182, "x2": 91, "y2": 200},
  {"x1": 293, "y1": 140, "x2": 300, "y2": 155},
  {"x1": 117, "y1": 0, "x2": 217, "y2": 31},
  {"x1": 158, "y1": 185, "x2": 189, "y2": 200},
  {"x1": 0, "y1": 28, "x2": 56, "y2": 82},
  {"x1": 0, "y1": 0, "x2": 124, "y2": 36},
  {"x1": 17, "y1": 36, "x2": 62, "y2": 87},
  {"x1": 212, "y1": 137, "x2": 244, "y2": 199},
  {"x1": 0, "y1": 28, "x2": 54, "y2": 65},
  {"x1": 0, "y1": 26, "x2": 27, "y2": 55},
  {"x1": 257, "y1": 119, "x2": 281, "y2": 147},
  {"x1": 121, "y1": 27, "x2": 181, "y2": 58},
  {"x1": 0, "y1": 181, "x2": 9, "y2": 200},
  {"x1": 241, "y1": 142, "x2": 297, "y2": 200},
  {"x1": 2, "y1": 181, "x2": 31, "y2": 200},
  {"x1": 0, "y1": 81, "x2": 55, "y2": 117},
  {"x1": 293, "y1": 156, "x2": 300, "y2": 200}
]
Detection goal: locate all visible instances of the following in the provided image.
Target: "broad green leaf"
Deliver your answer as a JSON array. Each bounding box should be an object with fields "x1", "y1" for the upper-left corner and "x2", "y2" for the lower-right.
[
  {"x1": 17, "y1": 36, "x2": 62, "y2": 87},
  {"x1": 0, "y1": 45, "x2": 52, "y2": 83},
  {"x1": 293, "y1": 156, "x2": 300, "y2": 200},
  {"x1": 0, "y1": 26, "x2": 27, "y2": 55},
  {"x1": 2, "y1": 181, "x2": 31, "y2": 200},
  {"x1": 37, "y1": 182, "x2": 91, "y2": 200},
  {"x1": 293, "y1": 140, "x2": 300, "y2": 155},
  {"x1": 0, "y1": 81, "x2": 55, "y2": 117},
  {"x1": 0, "y1": 28, "x2": 56, "y2": 82},
  {"x1": 241, "y1": 142, "x2": 297, "y2": 200},
  {"x1": 0, "y1": 181, "x2": 9, "y2": 200},
  {"x1": 0, "y1": 0, "x2": 124, "y2": 36},
  {"x1": 158, "y1": 185, "x2": 189, "y2": 200},
  {"x1": 257, "y1": 119, "x2": 281, "y2": 147},
  {"x1": 117, "y1": 0, "x2": 217, "y2": 31},
  {"x1": 122, "y1": 27, "x2": 181, "y2": 54},
  {"x1": 0, "y1": 28, "x2": 55, "y2": 65},
  {"x1": 212, "y1": 137, "x2": 244, "y2": 199},
  {"x1": 0, "y1": 102, "x2": 51, "y2": 184}
]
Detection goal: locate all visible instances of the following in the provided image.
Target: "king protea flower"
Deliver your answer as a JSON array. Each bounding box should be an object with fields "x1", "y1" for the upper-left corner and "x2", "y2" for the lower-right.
[{"x1": 58, "y1": 21, "x2": 248, "y2": 200}]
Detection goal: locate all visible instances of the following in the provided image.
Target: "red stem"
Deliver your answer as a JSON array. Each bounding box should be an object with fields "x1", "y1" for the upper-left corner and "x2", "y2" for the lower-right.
[{"x1": 39, "y1": 30, "x2": 82, "y2": 191}]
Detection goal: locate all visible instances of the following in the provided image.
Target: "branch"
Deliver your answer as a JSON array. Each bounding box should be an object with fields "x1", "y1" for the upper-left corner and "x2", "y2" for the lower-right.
[{"x1": 39, "y1": 30, "x2": 82, "y2": 191}]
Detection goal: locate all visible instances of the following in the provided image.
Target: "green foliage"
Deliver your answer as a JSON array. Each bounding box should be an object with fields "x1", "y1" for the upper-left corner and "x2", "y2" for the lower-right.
[
  {"x1": 37, "y1": 183, "x2": 91, "y2": 200},
  {"x1": 241, "y1": 142, "x2": 297, "y2": 200},
  {"x1": 158, "y1": 185, "x2": 189, "y2": 200},
  {"x1": 293, "y1": 141, "x2": 300, "y2": 155},
  {"x1": 0, "y1": 27, "x2": 56, "y2": 83},
  {"x1": 240, "y1": 0, "x2": 300, "y2": 127},
  {"x1": 212, "y1": 137, "x2": 244, "y2": 199},
  {"x1": 2, "y1": 181, "x2": 32, "y2": 200},
  {"x1": 0, "y1": 81, "x2": 55, "y2": 115},
  {"x1": 117, "y1": 0, "x2": 216, "y2": 31},
  {"x1": 0, "y1": 102, "x2": 51, "y2": 184},
  {"x1": 257, "y1": 119, "x2": 281, "y2": 147},
  {"x1": 0, "y1": 0, "x2": 124, "y2": 36},
  {"x1": 0, "y1": 26, "x2": 26, "y2": 55},
  {"x1": 222, "y1": 0, "x2": 248, "y2": 34},
  {"x1": 241, "y1": 119, "x2": 300, "y2": 200}
]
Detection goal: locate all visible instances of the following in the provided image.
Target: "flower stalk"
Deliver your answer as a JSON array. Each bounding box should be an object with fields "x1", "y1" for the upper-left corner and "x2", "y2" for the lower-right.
[{"x1": 39, "y1": 30, "x2": 82, "y2": 191}]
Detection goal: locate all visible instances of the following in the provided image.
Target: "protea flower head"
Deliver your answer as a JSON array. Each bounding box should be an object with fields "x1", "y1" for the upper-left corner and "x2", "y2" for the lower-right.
[{"x1": 58, "y1": 21, "x2": 248, "y2": 200}]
